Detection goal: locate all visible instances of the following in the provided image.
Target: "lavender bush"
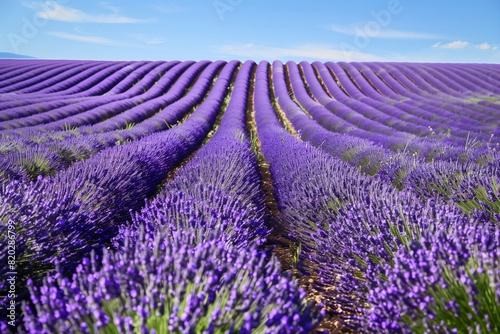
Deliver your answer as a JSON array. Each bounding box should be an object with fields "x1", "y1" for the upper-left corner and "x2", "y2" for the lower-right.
[
  {"x1": 367, "y1": 220, "x2": 500, "y2": 333},
  {"x1": 23, "y1": 227, "x2": 323, "y2": 334}
]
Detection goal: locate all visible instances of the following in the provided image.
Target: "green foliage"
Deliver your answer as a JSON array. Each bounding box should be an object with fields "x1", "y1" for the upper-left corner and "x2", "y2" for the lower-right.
[
  {"x1": 427, "y1": 172, "x2": 464, "y2": 198},
  {"x1": 249, "y1": 131, "x2": 259, "y2": 156},
  {"x1": 234, "y1": 129, "x2": 246, "y2": 143},
  {"x1": 90, "y1": 269, "x2": 275, "y2": 334},
  {"x1": 62, "y1": 123, "x2": 78, "y2": 131},
  {"x1": 54, "y1": 147, "x2": 92, "y2": 164},
  {"x1": 326, "y1": 197, "x2": 343, "y2": 215},
  {"x1": 341, "y1": 147, "x2": 361, "y2": 163},
  {"x1": 0, "y1": 141, "x2": 25, "y2": 155},
  {"x1": 465, "y1": 95, "x2": 500, "y2": 104},
  {"x1": 387, "y1": 206, "x2": 421, "y2": 253},
  {"x1": 163, "y1": 119, "x2": 173, "y2": 129},
  {"x1": 403, "y1": 258, "x2": 500, "y2": 334},
  {"x1": 466, "y1": 98, "x2": 481, "y2": 104},
  {"x1": 359, "y1": 158, "x2": 383, "y2": 176},
  {"x1": 465, "y1": 133, "x2": 482, "y2": 150},
  {"x1": 116, "y1": 121, "x2": 135, "y2": 130},
  {"x1": 290, "y1": 242, "x2": 302, "y2": 269},
  {"x1": 20, "y1": 156, "x2": 57, "y2": 180},
  {"x1": 29, "y1": 135, "x2": 49, "y2": 144},
  {"x1": 456, "y1": 176, "x2": 500, "y2": 223}
]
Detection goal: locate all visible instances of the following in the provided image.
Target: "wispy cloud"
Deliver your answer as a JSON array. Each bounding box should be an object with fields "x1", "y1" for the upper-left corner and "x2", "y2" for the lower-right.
[
  {"x1": 432, "y1": 40, "x2": 498, "y2": 51},
  {"x1": 475, "y1": 42, "x2": 498, "y2": 51},
  {"x1": 216, "y1": 43, "x2": 383, "y2": 62},
  {"x1": 23, "y1": 1, "x2": 153, "y2": 23},
  {"x1": 151, "y1": 3, "x2": 185, "y2": 14},
  {"x1": 327, "y1": 24, "x2": 442, "y2": 39},
  {"x1": 130, "y1": 33, "x2": 167, "y2": 45},
  {"x1": 99, "y1": 2, "x2": 120, "y2": 14},
  {"x1": 47, "y1": 31, "x2": 125, "y2": 45},
  {"x1": 432, "y1": 40, "x2": 470, "y2": 49}
]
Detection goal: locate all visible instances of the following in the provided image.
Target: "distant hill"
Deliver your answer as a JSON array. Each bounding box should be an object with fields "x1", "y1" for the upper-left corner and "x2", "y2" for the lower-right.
[{"x1": 0, "y1": 52, "x2": 35, "y2": 59}]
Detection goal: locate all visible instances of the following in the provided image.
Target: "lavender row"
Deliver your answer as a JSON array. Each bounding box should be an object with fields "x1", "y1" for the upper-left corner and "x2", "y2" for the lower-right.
[
  {"x1": 0, "y1": 61, "x2": 168, "y2": 112},
  {"x1": 4, "y1": 60, "x2": 210, "y2": 142},
  {"x1": 288, "y1": 61, "x2": 412, "y2": 138},
  {"x1": 405, "y1": 62, "x2": 500, "y2": 96},
  {"x1": 329, "y1": 63, "x2": 500, "y2": 129},
  {"x1": 113, "y1": 60, "x2": 269, "y2": 250},
  {"x1": 402, "y1": 159, "x2": 500, "y2": 224},
  {"x1": 295, "y1": 61, "x2": 496, "y2": 163},
  {"x1": 0, "y1": 61, "x2": 132, "y2": 99},
  {"x1": 0, "y1": 59, "x2": 224, "y2": 184},
  {"x1": 8, "y1": 61, "x2": 121, "y2": 95},
  {"x1": 0, "y1": 61, "x2": 224, "y2": 184},
  {"x1": 0, "y1": 61, "x2": 191, "y2": 131},
  {"x1": 0, "y1": 60, "x2": 160, "y2": 98},
  {"x1": 271, "y1": 60, "x2": 397, "y2": 175},
  {"x1": 0, "y1": 59, "x2": 101, "y2": 84},
  {"x1": 274, "y1": 61, "x2": 496, "y2": 190},
  {"x1": 338, "y1": 61, "x2": 499, "y2": 140},
  {"x1": 255, "y1": 60, "x2": 500, "y2": 332},
  {"x1": 353, "y1": 62, "x2": 500, "y2": 130},
  {"x1": 0, "y1": 60, "x2": 88, "y2": 92},
  {"x1": 255, "y1": 59, "x2": 386, "y2": 324},
  {"x1": 323, "y1": 62, "x2": 498, "y2": 145},
  {"x1": 0, "y1": 60, "x2": 239, "y2": 329},
  {"x1": 397, "y1": 62, "x2": 500, "y2": 116},
  {"x1": 356, "y1": 61, "x2": 499, "y2": 125},
  {"x1": 388, "y1": 62, "x2": 500, "y2": 118},
  {"x1": 23, "y1": 228, "x2": 321, "y2": 333},
  {"x1": 0, "y1": 62, "x2": 175, "y2": 128},
  {"x1": 16, "y1": 60, "x2": 323, "y2": 333},
  {"x1": 366, "y1": 219, "x2": 500, "y2": 333}
]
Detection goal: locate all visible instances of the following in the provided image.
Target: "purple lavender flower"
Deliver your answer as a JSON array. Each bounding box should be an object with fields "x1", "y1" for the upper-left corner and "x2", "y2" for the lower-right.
[
  {"x1": 367, "y1": 220, "x2": 500, "y2": 333},
  {"x1": 23, "y1": 227, "x2": 323, "y2": 333}
]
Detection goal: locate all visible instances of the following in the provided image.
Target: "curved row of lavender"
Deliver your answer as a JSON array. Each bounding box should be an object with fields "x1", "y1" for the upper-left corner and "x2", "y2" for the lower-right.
[
  {"x1": 261, "y1": 61, "x2": 500, "y2": 333},
  {"x1": 0, "y1": 58, "x2": 499, "y2": 333},
  {"x1": 1, "y1": 60, "x2": 240, "y2": 330},
  {"x1": 0, "y1": 60, "x2": 322, "y2": 333},
  {"x1": 0, "y1": 61, "x2": 226, "y2": 184},
  {"x1": 271, "y1": 60, "x2": 500, "y2": 221}
]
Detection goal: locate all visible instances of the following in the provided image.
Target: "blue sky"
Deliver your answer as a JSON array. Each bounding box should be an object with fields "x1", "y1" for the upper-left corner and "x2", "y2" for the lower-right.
[{"x1": 1, "y1": 0, "x2": 499, "y2": 63}]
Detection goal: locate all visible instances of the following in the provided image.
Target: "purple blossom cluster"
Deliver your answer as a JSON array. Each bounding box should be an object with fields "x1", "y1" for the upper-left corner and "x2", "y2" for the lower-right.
[
  {"x1": 367, "y1": 220, "x2": 500, "y2": 333},
  {"x1": 0, "y1": 60, "x2": 239, "y2": 327},
  {"x1": 253, "y1": 59, "x2": 500, "y2": 332},
  {"x1": 9, "y1": 60, "x2": 324, "y2": 332},
  {"x1": 404, "y1": 159, "x2": 500, "y2": 223},
  {"x1": 0, "y1": 60, "x2": 226, "y2": 184},
  {"x1": 311, "y1": 194, "x2": 478, "y2": 324},
  {"x1": 1, "y1": 58, "x2": 499, "y2": 333},
  {"x1": 114, "y1": 61, "x2": 269, "y2": 250},
  {"x1": 23, "y1": 227, "x2": 322, "y2": 334}
]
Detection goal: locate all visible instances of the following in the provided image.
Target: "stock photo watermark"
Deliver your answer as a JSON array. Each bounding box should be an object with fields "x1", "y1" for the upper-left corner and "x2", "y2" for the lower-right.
[
  {"x1": 7, "y1": 0, "x2": 69, "y2": 53},
  {"x1": 5, "y1": 220, "x2": 17, "y2": 327},
  {"x1": 213, "y1": 0, "x2": 243, "y2": 21},
  {"x1": 340, "y1": 0, "x2": 410, "y2": 61}
]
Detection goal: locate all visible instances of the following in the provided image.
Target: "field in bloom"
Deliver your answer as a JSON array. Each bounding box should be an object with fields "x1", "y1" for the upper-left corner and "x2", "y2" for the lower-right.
[{"x1": 0, "y1": 58, "x2": 499, "y2": 333}]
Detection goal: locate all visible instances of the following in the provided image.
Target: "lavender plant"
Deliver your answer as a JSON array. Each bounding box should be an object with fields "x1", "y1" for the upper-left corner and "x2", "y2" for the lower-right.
[
  {"x1": 406, "y1": 160, "x2": 500, "y2": 223},
  {"x1": 311, "y1": 194, "x2": 475, "y2": 324},
  {"x1": 0, "y1": 60, "x2": 239, "y2": 329},
  {"x1": 23, "y1": 227, "x2": 323, "y2": 334},
  {"x1": 367, "y1": 221, "x2": 500, "y2": 333}
]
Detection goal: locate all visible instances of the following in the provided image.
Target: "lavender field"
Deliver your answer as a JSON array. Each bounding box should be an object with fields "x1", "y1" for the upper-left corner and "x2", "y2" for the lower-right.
[{"x1": 1, "y1": 59, "x2": 500, "y2": 333}]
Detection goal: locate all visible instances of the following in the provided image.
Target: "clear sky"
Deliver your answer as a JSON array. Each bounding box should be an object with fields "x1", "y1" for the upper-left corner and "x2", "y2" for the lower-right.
[{"x1": 0, "y1": 0, "x2": 499, "y2": 63}]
